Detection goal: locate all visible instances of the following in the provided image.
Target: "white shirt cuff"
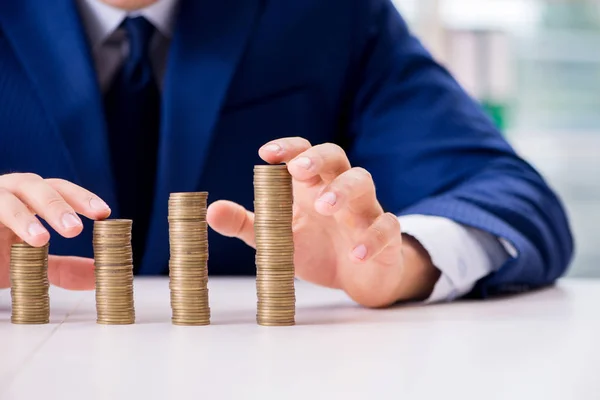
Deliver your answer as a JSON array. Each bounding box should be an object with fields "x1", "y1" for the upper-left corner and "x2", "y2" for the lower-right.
[{"x1": 398, "y1": 214, "x2": 514, "y2": 303}]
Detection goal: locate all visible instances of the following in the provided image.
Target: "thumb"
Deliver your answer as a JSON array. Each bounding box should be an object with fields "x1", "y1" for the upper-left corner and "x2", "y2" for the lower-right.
[
  {"x1": 48, "y1": 255, "x2": 95, "y2": 291},
  {"x1": 206, "y1": 200, "x2": 255, "y2": 248}
]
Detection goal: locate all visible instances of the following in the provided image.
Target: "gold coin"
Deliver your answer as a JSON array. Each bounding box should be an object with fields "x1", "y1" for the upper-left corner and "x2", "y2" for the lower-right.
[
  {"x1": 92, "y1": 220, "x2": 138, "y2": 325},
  {"x1": 171, "y1": 301, "x2": 210, "y2": 307},
  {"x1": 10, "y1": 243, "x2": 50, "y2": 325},
  {"x1": 167, "y1": 191, "x2": 211, "y2": 325},
  {"x1": 97, "y1": 319, "x2": 135, "y2": 325},
  {"x1": 11, "y1": 319, "x2": 50, "y2": 325},
  {"x1": 257, "y1": 310, "x2": 296, "y2": 317},
  {"x1": 172, "y1": 320, "x2": 210, "y2": 326},
  {"x1": 255, "y1": 275, "x2": 295, "y2": 281},
  {"x1": 257, "y1": 301, "x2": 296, "y2": 307},
  {"x1": 253, "y1": 165, "x2": 297, "y2": 327},
  {"x1": 171, "y1": 310, "x2": 211, "y2": 316},
  {"x1": 255, "y1": 273, "x2": 295, "y2": 279},
  {"x1": 256, "y1": 285, "x2": 295, "y2": 291}
]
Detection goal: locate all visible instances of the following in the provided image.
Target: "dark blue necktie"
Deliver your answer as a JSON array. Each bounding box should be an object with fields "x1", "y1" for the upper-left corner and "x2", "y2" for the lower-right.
[{"x1": 104, "y1": 17, "x2": 160, "y2": 272}]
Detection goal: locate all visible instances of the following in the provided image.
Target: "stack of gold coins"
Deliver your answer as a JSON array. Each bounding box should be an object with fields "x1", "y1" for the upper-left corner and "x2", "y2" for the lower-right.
[
  {"x1": 92, "y1": 219, "x2": 135, "y2": 325},
  {"x1": 253, "y1": 165, "x2": 296, "y2": 326},
  {"x1": 168, "y1": 192, "x2": 210, "y2": 326},
  {"x1": 9, "y1": 243, "x2": 50, "y2": 324}
]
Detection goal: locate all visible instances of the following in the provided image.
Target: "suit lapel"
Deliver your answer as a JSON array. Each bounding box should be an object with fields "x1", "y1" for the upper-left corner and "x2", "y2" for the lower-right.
[
  {"x1": 140, "y1": 0, "x2": 264, "y2": 274},
  {"x1": 0, "y1": 0, "x2": 118, "y2": 211}
]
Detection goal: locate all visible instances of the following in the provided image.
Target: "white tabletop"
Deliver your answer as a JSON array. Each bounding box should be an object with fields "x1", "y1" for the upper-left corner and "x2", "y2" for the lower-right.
[{"x1": 0, "y1": 277, "x2": 598, "y2": 400}]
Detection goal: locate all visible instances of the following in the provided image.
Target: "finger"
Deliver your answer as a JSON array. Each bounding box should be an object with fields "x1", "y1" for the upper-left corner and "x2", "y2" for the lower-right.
[
  {"x1": 0, "y1": 267, "x2": 8, "y2": 289},
  {"x1": 48, "y1": 255, "x2": 95, "y2": 290},
  {"x1": 46, "y1": 178, "x2": 111, "y2": 220},
  {"x1": 258, "y1": 137, "x2": 312, "y2": 164},
  {"x1": 0, "y1": 173, "x2": 83, "y2": 238},
  {"x1": 350, "y1": 213, "x2": 401, "y2": 263},
  {"x1": 206, "y1": 200, "x2": 255, "y2": 247},
  {"x1": 0, "y1": 188, "x2": 50, "y2": 247},
  {"x1": 287, "y1": 143, "x2": 351, "y2": 184},
  {"x1": 314, "y1": 167, "x2": 382, "y2": 222}
]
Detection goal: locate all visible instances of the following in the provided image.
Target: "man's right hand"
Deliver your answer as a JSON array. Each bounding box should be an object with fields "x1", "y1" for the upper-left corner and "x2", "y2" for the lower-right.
[{"x1": 0, "y1": 173, "x2": 111, "y2": 290}]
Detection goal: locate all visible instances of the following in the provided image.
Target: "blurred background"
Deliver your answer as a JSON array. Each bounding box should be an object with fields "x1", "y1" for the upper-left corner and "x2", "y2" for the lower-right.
[{"x1": 392, "y1": 0, "x2": 599, "y2": 278}]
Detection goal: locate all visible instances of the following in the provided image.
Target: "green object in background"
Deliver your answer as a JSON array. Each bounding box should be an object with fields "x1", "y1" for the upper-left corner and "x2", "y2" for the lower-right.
[
  {"x1": 541, "y1": 1, "x2": 600, "y2": 31},
  {"x1": 481, "y1": 100, "x2": 509, "y2": 132}
]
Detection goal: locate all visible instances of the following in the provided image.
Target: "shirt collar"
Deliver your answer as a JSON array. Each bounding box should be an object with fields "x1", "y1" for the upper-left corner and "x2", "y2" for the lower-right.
[{"x1": 77, "y1": 0, "x2": 179, "y2": 48}]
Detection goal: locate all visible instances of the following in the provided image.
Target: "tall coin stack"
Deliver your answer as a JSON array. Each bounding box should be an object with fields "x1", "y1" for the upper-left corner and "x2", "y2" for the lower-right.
[
  {"x1": 253, "y1": 165, "x2": 296, "y2": 326},
  {"x1": 9, "y1": 243, "x2": 50, "y2": 324},
  {"x1": 92, "y1": 219, "x2": 135, "y2": 325},
  {"x1": 168, "y1": 192, "x2": 210, "y2": 326}
]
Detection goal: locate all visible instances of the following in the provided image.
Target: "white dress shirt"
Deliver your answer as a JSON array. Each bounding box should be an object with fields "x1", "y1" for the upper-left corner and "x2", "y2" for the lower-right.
[
  {"x1": 77, "y1": 0, "x2": 513, "y2": 303},
  {"x1": 77, "y1": 0, "x2": 178, "y2": 92}
]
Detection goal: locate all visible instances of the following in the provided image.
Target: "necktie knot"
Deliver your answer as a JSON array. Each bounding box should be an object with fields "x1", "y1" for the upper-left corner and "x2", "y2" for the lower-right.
[
  {"x1": 124, "y1": 16, "x2": 155, "y2": 55},
  {"x1": 121, "y1": 16, "x2": 156, "y2": 88}
]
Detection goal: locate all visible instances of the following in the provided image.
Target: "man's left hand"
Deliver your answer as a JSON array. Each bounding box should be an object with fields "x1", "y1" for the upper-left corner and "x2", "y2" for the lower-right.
[{"x1": 207, "y1": 137, "x2": 440, "y2": 307}]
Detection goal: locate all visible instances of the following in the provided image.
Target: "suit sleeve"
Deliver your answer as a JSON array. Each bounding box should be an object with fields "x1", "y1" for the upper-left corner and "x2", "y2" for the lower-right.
[{"x1": 345, "y1": 0, "x2": 574, "y2": 298}]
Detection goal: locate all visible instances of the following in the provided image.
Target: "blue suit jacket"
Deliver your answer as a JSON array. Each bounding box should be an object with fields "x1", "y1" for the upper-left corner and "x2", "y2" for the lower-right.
[{"x1": 0, "y1": 0, "x2": 573, "y2": 297}]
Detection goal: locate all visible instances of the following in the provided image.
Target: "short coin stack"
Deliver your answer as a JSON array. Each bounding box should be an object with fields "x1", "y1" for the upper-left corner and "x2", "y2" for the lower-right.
[
  {"x1": 92, "y1": 220, "x2": 135, "y2": 325},
  {"x1": 168, "y1": 192, "x2": 210, "y2": 326},
  {"x1": 253, "y1": 165, "x2": 296, "y2": 326},
  {"x1": 9, "y1": 243, "x2": 50, "y2": 324}
]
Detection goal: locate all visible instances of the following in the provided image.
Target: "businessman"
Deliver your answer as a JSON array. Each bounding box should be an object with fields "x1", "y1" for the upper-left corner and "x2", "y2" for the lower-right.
[{"x1": 0, "y1": 0, "x2": 573, "y2": 307}]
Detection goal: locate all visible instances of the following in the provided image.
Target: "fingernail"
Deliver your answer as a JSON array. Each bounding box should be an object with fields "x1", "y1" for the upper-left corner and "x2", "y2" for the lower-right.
[
  {"x1": 90, "y1": 197, "x2": 110, "y2": 211},
  {"x1": 27, "y1": 223, "x2": 46, "y2": 237},
  {"x1": 318, "y1": 192, "x2": 337, "y2": 206},
  {"x1": 62, "y1": 213, "x2": 81, "y2": 229},
  {"x1": 263, "y1": 143, "x2": 282, "y2": 154},
  {"x1": 352, "y1": 244, "x2": 368, "y2": 260},
  {"x1": 292, "y1": 157, "x2": 312, "y2": 169}
]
